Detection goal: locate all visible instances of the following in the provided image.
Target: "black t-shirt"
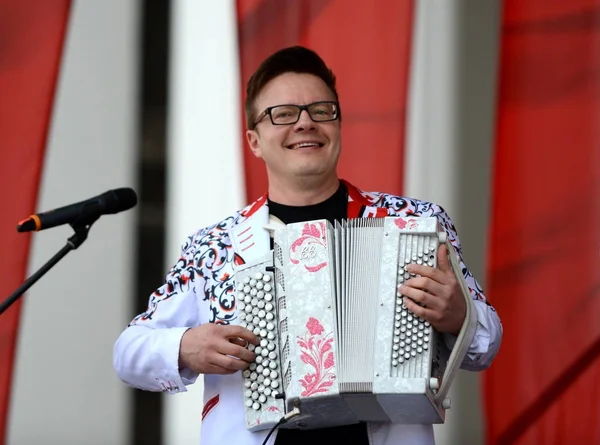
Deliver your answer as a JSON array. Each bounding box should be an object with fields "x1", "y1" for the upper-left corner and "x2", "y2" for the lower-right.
[{"x1": 268, "y1": 182, "x2": 369, "y2": 445}]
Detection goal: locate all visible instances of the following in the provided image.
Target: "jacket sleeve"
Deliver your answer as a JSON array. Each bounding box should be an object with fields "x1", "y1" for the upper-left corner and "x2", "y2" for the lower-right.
[
  {"x1": 432, "y1": 205, "x2": 503, "y2": 371},
  {"x1": 113, "y1": 231, "x2": 206, "y2": 394}
]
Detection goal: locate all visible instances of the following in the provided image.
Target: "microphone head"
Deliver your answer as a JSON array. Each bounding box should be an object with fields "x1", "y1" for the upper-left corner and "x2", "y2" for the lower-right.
[{"x1": 103, "y1": 188, "x2": 138, "y2": 214}]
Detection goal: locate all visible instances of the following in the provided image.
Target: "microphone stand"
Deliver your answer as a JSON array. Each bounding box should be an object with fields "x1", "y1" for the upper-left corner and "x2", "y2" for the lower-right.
[{"x1": 0, "y1": 217, "x2": 98, "y2": 316}]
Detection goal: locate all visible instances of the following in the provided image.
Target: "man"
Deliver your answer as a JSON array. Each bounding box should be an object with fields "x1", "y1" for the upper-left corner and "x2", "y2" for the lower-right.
[{"x1": 113, "y1": 46, "x2": 502, "y2": 445}]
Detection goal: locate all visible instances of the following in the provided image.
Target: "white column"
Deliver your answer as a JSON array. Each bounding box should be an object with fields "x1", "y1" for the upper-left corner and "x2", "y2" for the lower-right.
[
  {"x1": 405, "y1": 1, "x2": 501, "y2": 444},
  {"x1": 165, "y1": 1, "x2": 245, "y2": 444},
  {"x1": 7, "y1": 1, "x2": 140, "y2": 444}
]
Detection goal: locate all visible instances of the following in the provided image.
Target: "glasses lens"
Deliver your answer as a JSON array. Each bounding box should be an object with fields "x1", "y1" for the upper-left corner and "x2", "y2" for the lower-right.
[
  {"x1": 270, "y1": 105, "x2": 300, "y2": 124},
  {"x1": 308, "y1": 102, "x2": 337, "y2": 121}
]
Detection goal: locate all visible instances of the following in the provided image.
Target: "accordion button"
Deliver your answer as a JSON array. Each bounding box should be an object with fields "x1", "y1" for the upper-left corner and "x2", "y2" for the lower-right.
[
  {"x1": 417, "y1": 347, "x2": 423, "y2": 353},
  {"x1": 259, "y1": 320, "x2": 267, "y2": 329},
  {"x1": 393, "y1": 344, "x2": 399, "y2": 351},
  {"x1": 258, "y1": 310, "x2": 266, "y2": 318},
  {"x1": 250, "y1": 279, "x2": 257, "y2": 287},
  {"x1": 265, "y1": 303, "x2": 274, "y2": 311},
  {"x1": 257, "y1": 291, "x2": 265, "y2": 299},
  {"x1": 255, "y1": 347, "x2": 262, "y2": 354},
  {"x1": 260, "y1": 339, "x2": 268, "y2": 347},
  {"x1": 256, "y1": 281, "x2": 264, "y2": 290},
  {"x1": 253, "y1": 327, "x2": 261, "y2": 335},
  {"x1": 245, "y1": 389, "x2": 252, "y2": 398},
  {"x1": 245, "y1": 380, "x2": 252, "y2": 388},
  {"x1": 244, "y1": 286, "x2": 251, "y2": 293},
  {"x1": 269, "y1": 351, "x2": 277, "y2": 360},
  {"x1": 392, "y1": 360, "x2": 398, "y2": 367},
  {"x1": 238, "y1": 302, "x2": 245, "y2": 311},
  {"x1": 258, "y1": 375, "x2": 265, "y2": 383},
  {"x1": 243, "y1": 277, "x2": 250, "y2": 284},
  {"x1": 269, "y1": 362, "x2": 278, "y2": 370},
  {"x1": 267, "y1": 332, "x2": 275, "y2": 340},
  {"x1": 251, "y1": 382, "x2": 258, "y2": 390},
  {"x1": 253, "y1": 402, "x2": 261, "y2": 411},
  {"x1": 270, "y1": 370, "x2": 278, "y2": 378},
  {"x1": 253, "y1": 317, "x2": 260, "y2": 325},
  {"x1": 245, "y1": 400, "x2": 253, "y2": 408},
  {"x1": 264, "y1": 284, "x2": 273, "y2": 292},
  {"x1": 264, "y1": 377, "x2": 271, "y2": 386},
  {"x1": 267, "y1": 343, "x2": 276, "y2": 351},
  {"x1": 424, "y1": 343, "x2": 429, "y2": 350},
  {"x1": 263, "y1": 274, "x2": 272, "y2": 282},
  {"x1": 264, "y1": 388, "x2": 272, "y2": 396},
  {"x1": 254, "y1": 272, "x2": 263, "y2": 280},
  {"x1": 271, "y1": 390, "x2": 279, "y2": 398},
  {"x1": 266, "y1": 313, "x2": 274, "y2": 321},
  {"x1": 257, "y1": 300, "x2": 265, "y2": 309},
  {"x1": 243, "y1": 370, "x2": 251, "y2": 378},
  {"x1": 249, "y1": 363, "x2": 257, "y2": 371},
  {"x1": 267, "y1": 322, "x2": 275, "y2": 331},
  {"x1": 265, "y1": 293, "x2": 273, "y2": 301},
  {"x1": 259, "y1": 395, "x2": 267, "y2": 403},
  {"x1": 255, "y1": 356, "x2": 263, "y2": 364},
  {"x1": 244, "y1": 296, "x2": 252, "y2": 304},
  {"x1": 250, "y1": 288, "x2": 258, "y2": 296},
  {"x1": 260, "y1": 329, "x2": 268, "y2": 337},
  {"x1": 262, "y1": 349, "x2": 269, "y2": 357},
  {"x1": 271, "y1": 380, "x2": 279, "y2": 389}
]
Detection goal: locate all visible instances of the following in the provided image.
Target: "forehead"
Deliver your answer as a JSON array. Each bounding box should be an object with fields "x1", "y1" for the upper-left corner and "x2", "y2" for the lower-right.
[{"x1": 255, "y1": 72, "x2": 336, "y2": 108}]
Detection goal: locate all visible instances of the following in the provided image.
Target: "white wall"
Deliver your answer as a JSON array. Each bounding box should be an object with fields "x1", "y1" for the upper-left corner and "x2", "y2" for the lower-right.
[
  {"x1": 406, "y1": 1, "x2": 501, "y2": 444},
  {"x1": 164, "y1": 1, "x2": 244, "y2": 444},
  {"x1": 7, "y1": 1, "x2": 140, "y2": 444}
]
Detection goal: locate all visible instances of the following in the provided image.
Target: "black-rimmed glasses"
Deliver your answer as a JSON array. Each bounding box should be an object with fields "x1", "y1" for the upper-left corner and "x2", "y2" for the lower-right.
[{"x1": 253, "y1": 101, "x2": 339, "y2": 129}]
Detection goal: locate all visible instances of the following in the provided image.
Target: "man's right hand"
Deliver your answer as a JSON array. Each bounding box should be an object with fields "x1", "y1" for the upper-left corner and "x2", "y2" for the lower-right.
[{"x1": 178, "y1": 324, "x2": 259, "y2": 375}]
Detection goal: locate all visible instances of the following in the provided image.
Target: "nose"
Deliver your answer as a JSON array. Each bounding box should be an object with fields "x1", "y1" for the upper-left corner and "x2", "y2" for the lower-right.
[{"x1": 293, "y1": 109, "x2": 316, "y2": 131}]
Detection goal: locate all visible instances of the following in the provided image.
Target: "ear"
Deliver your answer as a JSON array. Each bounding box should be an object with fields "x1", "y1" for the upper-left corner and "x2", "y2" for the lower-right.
[{"x1": 246, "y1": 129, "x2": 262, "y2": 158}]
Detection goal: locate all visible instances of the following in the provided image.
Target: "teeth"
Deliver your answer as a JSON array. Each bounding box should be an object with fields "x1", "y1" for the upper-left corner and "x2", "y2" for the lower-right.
[{"x1": 293, "y1": 142, "x2": 319, "y2": 149}]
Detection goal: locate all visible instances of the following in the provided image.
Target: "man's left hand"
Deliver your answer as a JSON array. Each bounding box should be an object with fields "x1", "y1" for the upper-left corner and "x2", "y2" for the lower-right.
[{"x1": 399, "y1": 244, "x2": 466, "y2": 336}]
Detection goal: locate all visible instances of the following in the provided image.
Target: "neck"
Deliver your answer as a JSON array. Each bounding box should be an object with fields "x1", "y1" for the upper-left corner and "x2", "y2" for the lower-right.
[{"x1": 267, "y1": 175, "x2": 340, "y2": 206}]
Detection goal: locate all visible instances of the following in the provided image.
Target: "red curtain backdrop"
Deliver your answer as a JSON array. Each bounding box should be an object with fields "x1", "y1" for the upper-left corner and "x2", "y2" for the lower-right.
[
  {"x1": 485, "y1": 1, "x2": 600, "y2": 444},
  {"x1": 0, "y1": 1, "x2": 71, "y2": 443},
  {"x1": 236, "y1": 0, "x2": 415, "y2": 202}
]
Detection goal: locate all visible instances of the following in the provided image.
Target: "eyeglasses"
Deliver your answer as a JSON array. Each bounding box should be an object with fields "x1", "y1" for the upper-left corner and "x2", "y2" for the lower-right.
[{"x1": 253, "y1": 101, "x2": 340, "y2": 129}]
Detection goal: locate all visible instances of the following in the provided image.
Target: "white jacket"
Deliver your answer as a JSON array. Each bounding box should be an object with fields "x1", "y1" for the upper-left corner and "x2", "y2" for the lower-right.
[{"x1": 113, "y1": 181, "x2": 502, "y2": 445}]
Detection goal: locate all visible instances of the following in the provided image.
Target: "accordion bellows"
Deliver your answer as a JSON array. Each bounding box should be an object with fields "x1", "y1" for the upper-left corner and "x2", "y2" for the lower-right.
[{"x1": 234, "y1": 216, "x2": 477, "y2": 432}]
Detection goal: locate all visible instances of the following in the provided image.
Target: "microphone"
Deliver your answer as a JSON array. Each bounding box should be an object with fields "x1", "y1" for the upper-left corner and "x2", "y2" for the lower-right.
[{"x1": 16, "y1": 188, "x2": 138, "y2": 233}]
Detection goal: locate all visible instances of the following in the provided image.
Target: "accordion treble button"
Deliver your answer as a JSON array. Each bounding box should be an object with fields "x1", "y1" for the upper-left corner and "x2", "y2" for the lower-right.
[
  {"x1": 245, "y1": 399, "x2": 253, "y2": 408},
  {"x1": 253, "y1": 402, "x2": 261, "y2": 411},
  {"x1": 260, "y1": 329, "x2": 268, "y2": 337}
]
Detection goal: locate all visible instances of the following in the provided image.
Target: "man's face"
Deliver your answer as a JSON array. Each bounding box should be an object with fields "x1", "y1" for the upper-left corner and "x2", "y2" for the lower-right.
[{"x1": 246, "y1": 73, "x2": 341, "y2": 186}]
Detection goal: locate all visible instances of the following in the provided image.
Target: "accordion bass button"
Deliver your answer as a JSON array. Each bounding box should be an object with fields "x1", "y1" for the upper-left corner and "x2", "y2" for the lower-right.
[
  {"x1": 442, "y1": 398, "x2": 451, "y2": 409},
  {"x1": 429, "y1": 378, "x2": 439, "y2": 390},
  {"x1": 254, "y1": 272, "x2": 263, "y2": 280},
  {"x1": 262, "y1": 274, "x2": 272, "y2": 282}
]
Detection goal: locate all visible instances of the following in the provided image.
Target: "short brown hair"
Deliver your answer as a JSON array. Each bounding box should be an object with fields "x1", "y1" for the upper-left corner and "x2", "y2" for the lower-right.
[{"x1": 244, "y1": 46, "x2": 340, "y2": 130}]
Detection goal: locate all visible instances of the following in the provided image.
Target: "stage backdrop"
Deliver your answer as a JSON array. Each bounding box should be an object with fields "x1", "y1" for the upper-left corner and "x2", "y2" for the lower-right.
[
  {"x1": 0, "y1": 1, "x2": 71, "y2": 443},
  {"x1": 485, "y1": 1, "x2": 600, "y2": 444}
]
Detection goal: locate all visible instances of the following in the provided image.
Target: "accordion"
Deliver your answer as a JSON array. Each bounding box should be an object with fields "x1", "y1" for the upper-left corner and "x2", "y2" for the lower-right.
[{"x1": 234, "y1": 216, "x2": 477, "y2": 432}]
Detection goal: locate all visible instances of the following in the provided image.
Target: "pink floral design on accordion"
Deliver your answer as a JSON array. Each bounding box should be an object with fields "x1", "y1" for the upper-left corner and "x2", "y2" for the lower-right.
[
  {"x1": 289, "y1": 222, "x2": 328, "y2": 272},
  {"x1": 297, "y1": 317, "x2": 335, "y2": 397}
]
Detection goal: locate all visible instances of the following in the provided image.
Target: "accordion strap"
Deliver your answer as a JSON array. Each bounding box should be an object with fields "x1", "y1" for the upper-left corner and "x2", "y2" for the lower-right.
[{"x1": 434, "y1": 240, "x2": 478, "y2": 404}]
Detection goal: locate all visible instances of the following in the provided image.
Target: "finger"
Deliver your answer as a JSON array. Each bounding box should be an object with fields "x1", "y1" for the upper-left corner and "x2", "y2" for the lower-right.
[
  {"x1": 400, "y1": 277, "x2": 444, "y2": 297},
  {"x1": 403, "y1": 296, "x2": 437, "y2": 324},
  {"x1": 211, "y1": 352, "x2": 254, "y2": 372},
  {"x1": 218, "y1": 341, "x2": 256, "y2": 364},
  {"x1": 399, "y1": 285, "x2": 441, "y2": 311},
  {"x1": 222, "y1": 325, "x2": 259, "y2": 345},
  {"x1": 405, "y1": 263, "x2": 445, "y2": 283},
  {"x1": 436, "y1": 243, "x2": 452, "y2": 273},
  {"x1": 229, "y1": 337, "x2": 249, "y2": 348}
]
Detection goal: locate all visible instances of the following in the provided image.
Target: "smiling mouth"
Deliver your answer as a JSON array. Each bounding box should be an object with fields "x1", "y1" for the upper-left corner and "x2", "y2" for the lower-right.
[{"x1": 286, "y1": 142, "x2": 324, "y2": 150}]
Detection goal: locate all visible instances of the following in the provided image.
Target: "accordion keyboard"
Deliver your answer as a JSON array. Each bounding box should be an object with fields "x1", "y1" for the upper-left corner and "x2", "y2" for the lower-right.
[{"x1": 238, "y1": 271, "x2": 284, "y2": 413}]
